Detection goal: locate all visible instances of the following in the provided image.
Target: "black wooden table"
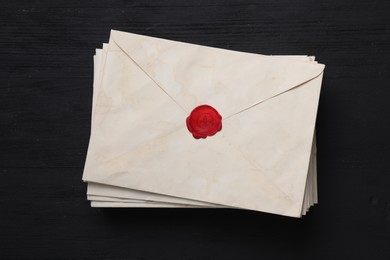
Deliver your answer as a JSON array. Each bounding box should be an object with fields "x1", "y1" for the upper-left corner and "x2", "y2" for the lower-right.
[{"x1": 1, "y1": 1, "x2": 390, "y2": 259}]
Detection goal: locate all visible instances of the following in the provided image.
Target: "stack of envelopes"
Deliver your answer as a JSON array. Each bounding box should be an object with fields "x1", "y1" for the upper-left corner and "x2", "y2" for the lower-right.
[{"x1": 83, "y1": 30, "x2": 325, "y2": 218}]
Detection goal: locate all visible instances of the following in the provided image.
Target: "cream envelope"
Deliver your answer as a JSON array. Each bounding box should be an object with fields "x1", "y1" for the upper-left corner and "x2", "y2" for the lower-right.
[
  {"x1": 87, "y1": 47, "x2": 318, "y2": 215},
  {"x1": 83, "y1": 30, "x2": 325, "y2": 217}
]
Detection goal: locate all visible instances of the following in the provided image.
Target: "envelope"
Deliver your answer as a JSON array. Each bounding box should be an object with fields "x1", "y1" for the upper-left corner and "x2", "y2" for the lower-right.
[
  {"x1": 83, "y1": 30, "x2": 325, "y2": 217},
  {"x1": 87, "y1": 46, "x2": 318, "y2": 216}
]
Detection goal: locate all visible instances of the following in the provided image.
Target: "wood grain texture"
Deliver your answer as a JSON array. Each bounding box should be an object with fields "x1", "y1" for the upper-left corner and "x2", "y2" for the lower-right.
[{"x1": 1, "y1": 0, "x2": 390, "y2": 258}]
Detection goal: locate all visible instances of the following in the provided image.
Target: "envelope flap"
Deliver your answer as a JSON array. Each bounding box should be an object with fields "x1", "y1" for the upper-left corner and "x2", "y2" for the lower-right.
[{"x1": 111, "y1": 30, "x2": 325, "y2": 118}]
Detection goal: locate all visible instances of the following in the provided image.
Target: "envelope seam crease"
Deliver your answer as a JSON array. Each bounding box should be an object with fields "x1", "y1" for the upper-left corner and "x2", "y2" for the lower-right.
[{"x1": 112, "y1": 38, "x2": 189, "y2": 114}]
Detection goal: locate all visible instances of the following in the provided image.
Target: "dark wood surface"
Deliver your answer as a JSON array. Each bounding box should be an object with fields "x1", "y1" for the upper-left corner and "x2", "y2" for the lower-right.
[{"x1": 1, "y1": 0, "x2": 390, "y2": 259}]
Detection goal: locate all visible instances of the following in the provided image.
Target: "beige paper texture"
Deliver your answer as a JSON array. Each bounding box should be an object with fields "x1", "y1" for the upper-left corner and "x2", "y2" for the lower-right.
[{"x1": 83, "y1": 31, "x2": 324, "y2": 217}]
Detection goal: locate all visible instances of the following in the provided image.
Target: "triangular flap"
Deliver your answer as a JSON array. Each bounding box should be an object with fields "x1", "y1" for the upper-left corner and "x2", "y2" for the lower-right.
[
  {"x1": 85, "y1": 124, "x2": 299, "y2": 217},
  {"x1": 221, "y1": 72, "x2": 324, "y2": 214},
  {"x1": 111, "y1": 30, "x2": 324, "y2": 118}
]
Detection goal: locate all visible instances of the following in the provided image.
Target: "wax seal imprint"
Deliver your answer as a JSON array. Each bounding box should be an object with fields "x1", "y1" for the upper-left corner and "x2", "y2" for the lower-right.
[{"x1": 186, "y1": 105, "x2": 222, "y2": 139}]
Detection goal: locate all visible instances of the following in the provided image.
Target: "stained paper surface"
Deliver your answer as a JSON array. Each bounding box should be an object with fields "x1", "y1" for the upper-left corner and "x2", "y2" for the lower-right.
[{"x1": 83, "y1": 30, "x2": 324, "y2": 217}]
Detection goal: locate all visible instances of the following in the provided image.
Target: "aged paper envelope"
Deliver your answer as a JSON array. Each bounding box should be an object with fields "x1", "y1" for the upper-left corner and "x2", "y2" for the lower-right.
[
  {"x1": 88, "y1": 47, "x2": 318, "y2": 215},
  {"x1": 83, "y1": 31, "x2": 324, "y2": 217}
]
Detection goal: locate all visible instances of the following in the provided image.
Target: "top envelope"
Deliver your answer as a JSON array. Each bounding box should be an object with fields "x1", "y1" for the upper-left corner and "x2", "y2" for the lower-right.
[{"x1": 83, "y1": 30, "x2": 325, "y2": 217}]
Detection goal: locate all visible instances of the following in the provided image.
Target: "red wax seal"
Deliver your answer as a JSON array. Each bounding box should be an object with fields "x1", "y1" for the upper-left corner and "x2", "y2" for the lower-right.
[{"x1": 186, "y1": 105, "x2": 222, "y2": 139}]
